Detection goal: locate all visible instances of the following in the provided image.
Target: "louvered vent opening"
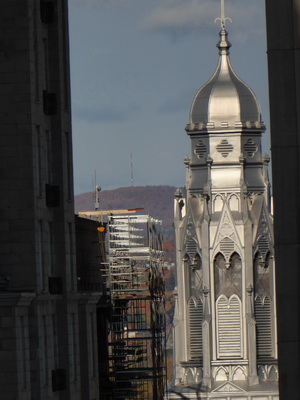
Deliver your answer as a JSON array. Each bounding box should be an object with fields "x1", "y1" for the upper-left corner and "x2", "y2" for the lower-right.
[
  {"x1": 186, "y1": 238, "x2": 197, "y2": 259},
  {"x1": 220, "y1": 238, "x2": 234, "y2": 255},
  {"x1": 216, "y1": 139, "x2": 234, "y2": 157},
  {"x1": 244, "y1": 139, "x2": 258, "y2": 157},
  {"x1": 194, "y1": 140, "x2": 207, "y2": 158},
  {"x1": 189, "y1": 299, "x2": 203, "y2": 360},
  {"x1": 255, "y1": 296, "x2": 272, "y2": 358},
  {"x1": 217, "y1": 295, "x2": 242, "y2": 358},
  {"x1": 258, "y1": 237, "x2": 269, "y2": 256}
]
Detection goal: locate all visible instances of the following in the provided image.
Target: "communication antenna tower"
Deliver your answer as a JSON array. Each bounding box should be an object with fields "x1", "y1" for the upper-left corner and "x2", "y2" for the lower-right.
[
  {"x1": 130, "y1": 152, "x2": 134, "y2": 187},
  {"x1": 95, "y1": 185, "x2": 101, "y2": 211}
]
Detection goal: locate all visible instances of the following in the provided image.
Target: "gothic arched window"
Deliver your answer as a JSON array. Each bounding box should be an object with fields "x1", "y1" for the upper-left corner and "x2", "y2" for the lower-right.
[
  {"x1": 214, "y1": 195, "x2": 223, "y2": 212},
  {"x1": 187, "y1": 253, "x2": 203, "y2": 361},
  {"x1": 214, "y1": 252, "x2": 243, "y2": 359},
  {"x1": 254, "y1": 252, "x2": 270, "y2": 296},
  {"x1": 188, "y1": 298, "x2": 203, "y2": 361},
  {"x1": 214, "y1": 252, "x2": 242, "y2": 299},
  {"x1": 254, "y1": 251, "x2": 273, "y2": 359},
  {"x1": 190, "y1": 254, "x2": 202, "y2": 297},
  {"x1": 216, "y1": 294, "x2": 242, "y2": 358},
  {"x1": 229, "y1": 194, "x2": 239, "y2": 212}
]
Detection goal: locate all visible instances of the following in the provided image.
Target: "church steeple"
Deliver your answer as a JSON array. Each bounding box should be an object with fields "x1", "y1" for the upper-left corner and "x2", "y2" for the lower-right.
[
  {"x1": 186, "y1": 1, "x2": 263, "y2": 133},
  {"x1": 170, "y1": 2, "x2": 278, "y2": 398}
]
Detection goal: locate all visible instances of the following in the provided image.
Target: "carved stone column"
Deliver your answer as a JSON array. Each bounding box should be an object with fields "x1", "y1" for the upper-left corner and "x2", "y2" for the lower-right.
[
  {"x1": 202, "y1": 286, "x2": 212, "y2": 388},
  {"x1": 246, "y1": 284, "x2": 259, "y2": 385}
]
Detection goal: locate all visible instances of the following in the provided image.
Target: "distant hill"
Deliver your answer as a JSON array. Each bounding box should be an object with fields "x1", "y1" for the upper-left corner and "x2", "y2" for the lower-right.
[{"x1": 74, "y1": 185, "x2": 179, "y2": 240}]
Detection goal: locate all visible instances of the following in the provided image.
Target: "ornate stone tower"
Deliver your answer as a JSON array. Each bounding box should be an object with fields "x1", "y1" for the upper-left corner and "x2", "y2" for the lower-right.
[{"x1": 170, "y1": 4, "x2": 279, "y2": 399}]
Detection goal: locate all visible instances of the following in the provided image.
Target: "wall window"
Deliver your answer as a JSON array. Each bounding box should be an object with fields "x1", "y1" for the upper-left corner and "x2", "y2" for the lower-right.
[
  {"x1": 33, "y1": 4, "x2": 40, "y2": 101},
  {"x1": 190, "y1": 254, "x2": 202, "y2": 296},
  {"x1": 43, "y1": 38, "x2": 49, "y2": 90},
  {"x1": 69, "y1": 313, "x2": 77, "y2": 382},
  {"x1": 45, "y1": 130, "x2": 52, "y2": 184},
  {"x1": 19, "y1": 316, "x2": 27, "y2": 389},
  {"x1": 214, "y1": 252, "x2": 242, "y2": 299},
  {"x1": 42, "y1": 315, "x2": 49, "y2": 385},
  {"x1": 254, "y1": 252, "x2": 273, "y2": 358},
  {"x1": 214, "y1": 252, "x2": 243, "y2": 359},
  {"x1": 37, "y1": 220, "x2": 45, "y2": 291},
  {"x1": 66, "y1": 222, "x2": 75, "y2": 291},
  {"x1": 189, "y1": 298, "x2": 203, "y2": 361},
  {"x1": 52, "y1": 314, "x2": 59, "y2": 368},
  {"x1": 35, "y1": 126, "x2": 43, "y2": 197},
  {"x1": 61, "y1": 1, "x2": 70, "y2": 109},
  {"x1": 229, "y1": 194, "x2": 239, "y2": 212},
  {"x1": 254, "y1": 252, "x2": 270, "y2": 296},
  {"x1": 214, "y1": 195, "x2": 223, "y2": 212},
  {"x1": 187, "y1": 253, "x2": 203, "y2": 361},
  {"x1": 216, "y1": 294, "x2": 242, "y2": 358},
  {"x1": 48, "y1": 222, "x2": 54, "y2": 276},
  {"x1": 89, "y1": 312, "x2": 96, "y2": 378},
  {"x1": 65, "y1": 132, "x2": 73, "y2": 200}
]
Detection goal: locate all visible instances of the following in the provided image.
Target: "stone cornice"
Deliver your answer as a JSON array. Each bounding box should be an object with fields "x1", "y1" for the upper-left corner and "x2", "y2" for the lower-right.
[{"x1": 0, "y1": 292, "x2": 35, "y2": 307}]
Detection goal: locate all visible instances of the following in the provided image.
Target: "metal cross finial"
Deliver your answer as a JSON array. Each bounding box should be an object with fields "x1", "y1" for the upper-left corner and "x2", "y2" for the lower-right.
[{"x1": 215, "y1": 0, "x2": 232, "y2": 29}]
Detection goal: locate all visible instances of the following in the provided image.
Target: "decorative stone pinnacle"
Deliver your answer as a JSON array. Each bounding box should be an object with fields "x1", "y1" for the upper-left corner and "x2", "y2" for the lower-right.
[
  {"x1": 184, "y1": 156, "x2": 190, "y2": 166},
  {"x1": 247, "y1": 284, "x2": 254, "y2": 295},
  {"x1": 175, "y1": 188, "x2": 183, "y2": 199},
  {"x1": 206, "y1": 155, "x2": 213, "y2": 165},
  {"x1": 203, "y1": 285, "x2": 209, "y2": 296}
]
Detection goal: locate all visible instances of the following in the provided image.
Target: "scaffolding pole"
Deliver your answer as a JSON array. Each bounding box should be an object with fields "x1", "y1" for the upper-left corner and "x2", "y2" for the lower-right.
[{"x1": 107, "y1": 215, "x2": 167, "y2": 400}]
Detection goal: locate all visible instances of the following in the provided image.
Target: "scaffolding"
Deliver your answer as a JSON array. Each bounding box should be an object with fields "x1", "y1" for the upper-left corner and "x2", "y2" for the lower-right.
[{"x1": 106, "y1": 215, "x2": 167, "y2": 399}]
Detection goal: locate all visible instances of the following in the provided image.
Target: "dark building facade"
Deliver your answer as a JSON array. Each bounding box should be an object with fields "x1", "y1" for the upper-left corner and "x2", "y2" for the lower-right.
[
  {"x1": 75, "y1": 216, "x2": 111, "y2": 399},
  {"x1": 266, "y1": 1, "x2": 300, "y2": 399},
  {"x1": 0, "y1": 2, "x2": 100, "y2": 399}
]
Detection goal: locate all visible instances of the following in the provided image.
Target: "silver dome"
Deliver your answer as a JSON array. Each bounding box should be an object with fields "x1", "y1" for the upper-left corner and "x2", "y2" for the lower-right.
[{"x1": 187, "y1": 28, "x2": 264, "y2": 132}]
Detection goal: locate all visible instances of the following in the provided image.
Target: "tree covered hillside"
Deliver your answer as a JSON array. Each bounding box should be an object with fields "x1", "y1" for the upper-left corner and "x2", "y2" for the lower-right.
[{"x1": 75, "y1": 185, "x2": 180, "y2": 240}]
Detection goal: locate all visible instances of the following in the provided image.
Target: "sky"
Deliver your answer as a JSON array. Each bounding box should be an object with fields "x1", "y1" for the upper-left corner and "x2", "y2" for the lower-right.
[{"x1": 68, "y1": 0, "x2": 270, "y2": 195}]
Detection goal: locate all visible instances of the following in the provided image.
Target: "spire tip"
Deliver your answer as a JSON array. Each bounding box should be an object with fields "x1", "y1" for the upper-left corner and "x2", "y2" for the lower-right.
[{"x1": 214, "y1": 0, "x2": 232, "y2": 29}]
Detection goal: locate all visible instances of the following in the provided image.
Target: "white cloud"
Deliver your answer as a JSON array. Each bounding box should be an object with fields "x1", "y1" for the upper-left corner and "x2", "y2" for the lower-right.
[
  {"x1": 139, "y1": 0, "x2": 264, "y2": 42},
  {"x1": 140, "y1": 0, "x2": 214, "y2": 31},
  {"x1": 70, "y1": 0, "x2": 134, "y2": 9}
]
